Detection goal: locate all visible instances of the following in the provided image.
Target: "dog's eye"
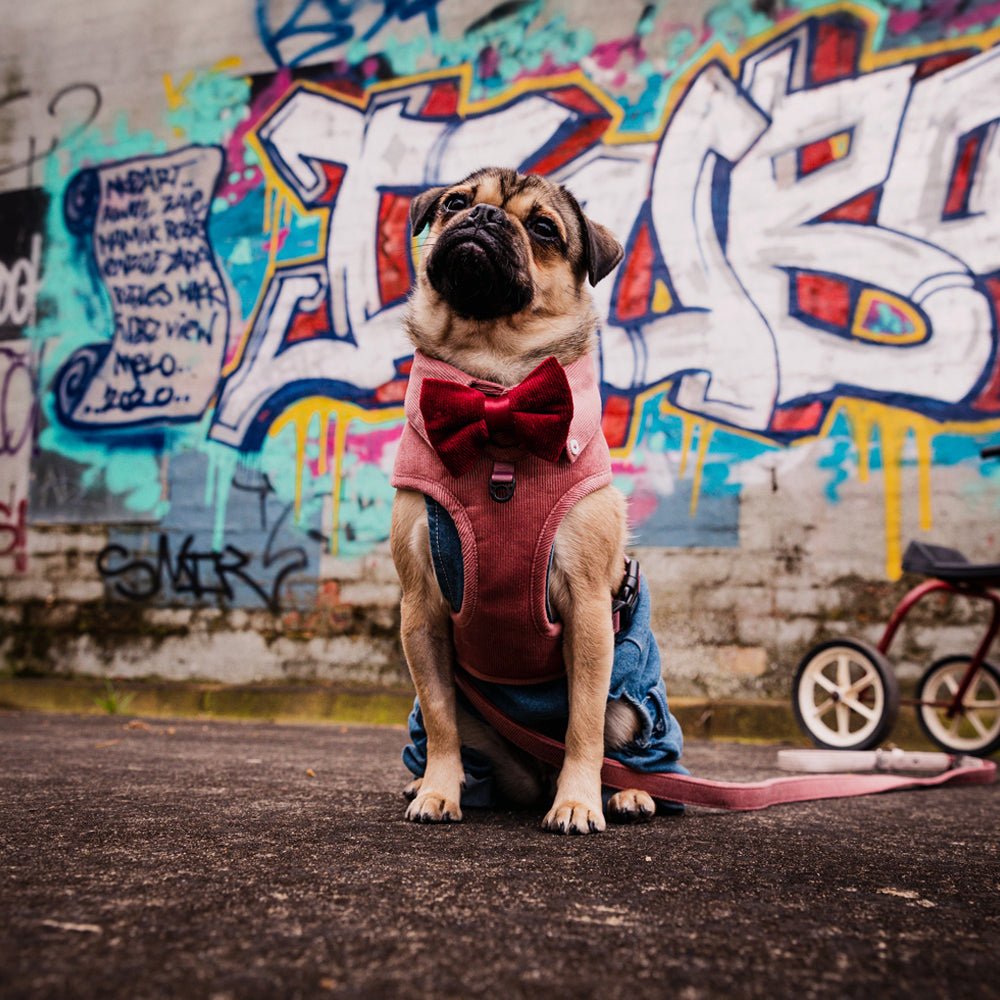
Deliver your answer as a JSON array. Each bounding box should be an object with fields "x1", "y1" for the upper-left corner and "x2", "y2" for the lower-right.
[
  {"x1": 528, "y1": 216, "x2": 560, "y2": 241},
  {"x1": 442, "y1": 193, "x2": 469, "y2": 213}
]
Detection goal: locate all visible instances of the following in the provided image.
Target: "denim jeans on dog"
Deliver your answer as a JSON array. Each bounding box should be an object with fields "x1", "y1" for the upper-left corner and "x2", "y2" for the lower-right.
[{"x1": 403, "y1": 501, "x2": 686, "y2": 809}]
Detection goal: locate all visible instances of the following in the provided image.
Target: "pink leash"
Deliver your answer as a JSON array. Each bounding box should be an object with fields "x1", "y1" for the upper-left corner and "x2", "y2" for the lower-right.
[{"x1": 454, "y1": 674, "x2": 997, "y2": 811}]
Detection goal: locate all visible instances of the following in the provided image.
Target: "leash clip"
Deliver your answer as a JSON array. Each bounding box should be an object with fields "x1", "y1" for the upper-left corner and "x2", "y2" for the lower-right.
[
  {"x1": 612, "y1": 557, "x2": 641, "y2": 634},
  {"x1": 489, "y1": 461, "x2": 516, "y2": 503}
]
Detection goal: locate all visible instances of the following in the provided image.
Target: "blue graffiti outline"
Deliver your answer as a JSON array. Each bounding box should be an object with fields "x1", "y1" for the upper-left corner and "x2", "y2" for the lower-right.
[{"x1": 256, "y1": 0, "x2": 443, "y2": 68}]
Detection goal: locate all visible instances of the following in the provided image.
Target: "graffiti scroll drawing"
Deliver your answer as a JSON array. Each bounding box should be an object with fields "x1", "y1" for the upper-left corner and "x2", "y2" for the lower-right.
[{"x1": 54, "y1": 145, "x2": 231, "y2": 428}]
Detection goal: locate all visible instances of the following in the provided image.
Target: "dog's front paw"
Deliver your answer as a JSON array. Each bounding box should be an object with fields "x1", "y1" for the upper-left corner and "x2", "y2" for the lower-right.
[
  {"x1": 405, "y1": 789, "x2": 462, "y2": 824},
  {"x1": 607, "y1": 788, "x2": 655, "y2": 823},
  {"x1": 402, "y1": 777, "x2": 422, "y2": 801},
  {"x1": 542, "y1": 800, "x2": 606, "y2": 835}
]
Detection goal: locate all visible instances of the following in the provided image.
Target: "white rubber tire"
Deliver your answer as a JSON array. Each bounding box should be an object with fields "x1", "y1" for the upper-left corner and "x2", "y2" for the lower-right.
[
  {"x1": 916, "y1": 656, "x2": 1000, "y2": 756},
  {"x1": 792, "y1": 639, "x2": 899, "y2": 750}
]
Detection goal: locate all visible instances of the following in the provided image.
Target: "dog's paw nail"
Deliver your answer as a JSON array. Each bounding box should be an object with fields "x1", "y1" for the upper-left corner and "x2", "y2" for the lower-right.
[
  {"x1": 543, "y1": 801, "x2": 605, "y2": 834},
  {"x1": 608, "y1": 789, "x2": 656, "y2": 823},
  {"x1": 405, "y1": 791, "x2": 462, "y2": 825}
]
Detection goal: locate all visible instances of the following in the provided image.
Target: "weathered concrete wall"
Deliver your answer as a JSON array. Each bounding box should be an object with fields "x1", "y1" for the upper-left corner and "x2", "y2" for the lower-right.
[{"x1": 3, "y1": 0, "x2": 1000, "y2": 698}]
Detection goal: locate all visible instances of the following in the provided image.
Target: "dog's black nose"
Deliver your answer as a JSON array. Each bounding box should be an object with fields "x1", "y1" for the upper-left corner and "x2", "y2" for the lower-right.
[{"x1": 468, "y1": 203, "x2": 506, "y2": 227}]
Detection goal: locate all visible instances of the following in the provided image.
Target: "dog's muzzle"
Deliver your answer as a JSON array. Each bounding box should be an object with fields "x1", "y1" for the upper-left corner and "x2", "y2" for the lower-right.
[{"x1": 426, "y1": 207, "x2": 533, "y2": 320}]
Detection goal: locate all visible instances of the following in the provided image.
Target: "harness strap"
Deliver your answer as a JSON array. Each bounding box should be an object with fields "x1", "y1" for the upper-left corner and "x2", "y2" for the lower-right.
[{"x1": 454, "y1": 673, "x2": 997, "y2": 811}]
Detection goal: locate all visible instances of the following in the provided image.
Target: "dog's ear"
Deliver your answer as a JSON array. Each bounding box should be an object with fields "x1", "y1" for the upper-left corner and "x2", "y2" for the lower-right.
[
  {"x1": 564, "y1": 190, "x2": 624, "y2": 286},
  {"x1": 580, "y1": 216, "x2": 624, "y2": 287},
  {"x1": 409, "y1": 186, "x2": 447, "y2": 236}
]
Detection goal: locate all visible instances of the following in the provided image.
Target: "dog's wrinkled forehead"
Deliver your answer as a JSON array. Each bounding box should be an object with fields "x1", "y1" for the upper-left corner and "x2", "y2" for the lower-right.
[
  {"x1": 452, "y1": 168, "x2": 578, "y2": 228},
  {"x1": 414, "y1": 167, "x2": 583, "y2": 253}
]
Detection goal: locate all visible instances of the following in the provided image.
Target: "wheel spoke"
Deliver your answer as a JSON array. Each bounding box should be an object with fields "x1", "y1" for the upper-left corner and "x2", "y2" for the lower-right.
[
  {"x1": 948, "y1": 712, "x2": 962, "y2": 736},
  {"x1": 842, "y1": 697, "x2": 877, "y2": 721},
  {"x1": 836, "y1": 703, "x2": 851, "y2": 735},
  {"x1": 813, "y1": 672, "x2": 839, "y2": 695},
  {"x1": 845, "y1": 673, "x2": 876, "y2": 699},
  {"x1": 837, "y1": 656, "x2": 851, "y2": 693},
  {"x1": 967, "y1": 712, "x2": 991, "y2": 740},
  {"x1": 943, "y1": 674, "x2": 960, "y2": 696},
  {"x1": 810, "y1": 697, "x2": 835, "y2": 720}
]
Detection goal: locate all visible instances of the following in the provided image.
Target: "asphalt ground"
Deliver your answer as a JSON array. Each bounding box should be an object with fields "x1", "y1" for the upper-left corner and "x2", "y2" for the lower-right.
[{"x1": 2, "y1": 711, "x2": 998, "y2": 1000}]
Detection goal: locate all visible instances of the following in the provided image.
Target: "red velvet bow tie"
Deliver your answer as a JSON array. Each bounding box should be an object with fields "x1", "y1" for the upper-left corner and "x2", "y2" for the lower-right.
[{"x1": 419, "y1": 356, "x2": 574, "y2": 477}]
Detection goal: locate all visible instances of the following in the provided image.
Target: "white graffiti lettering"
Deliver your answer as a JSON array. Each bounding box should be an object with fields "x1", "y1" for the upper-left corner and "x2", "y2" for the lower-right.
[
  {"x1": 213, "y1": 34, "x2": 1000, "y2": 444},
  {"x1": 0, "y1": 234, "x2": 41, "y2": 329},
  {"x1": 212, "y1": 83, "x2": 595, "y2": 445},
  {"x1": 0, "y1": 343, "x2": 34, "y2": 572}
]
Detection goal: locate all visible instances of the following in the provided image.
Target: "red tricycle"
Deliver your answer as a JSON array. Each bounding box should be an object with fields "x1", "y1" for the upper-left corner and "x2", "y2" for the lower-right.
[{"x1": 792, "y1": 447, "x2": 1000, "y2": 757}]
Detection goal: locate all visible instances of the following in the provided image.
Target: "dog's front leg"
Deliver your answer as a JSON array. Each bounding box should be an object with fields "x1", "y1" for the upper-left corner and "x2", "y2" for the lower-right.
[
  {"x1": 544, "y1": 487, "x2": 627, "y2": 834},
  {"x1": 542, "y1": 595, "x2": 614, "y2": 834},
  {"x1": 391, "y1": 491, "x2": 464, "y2": 823}
]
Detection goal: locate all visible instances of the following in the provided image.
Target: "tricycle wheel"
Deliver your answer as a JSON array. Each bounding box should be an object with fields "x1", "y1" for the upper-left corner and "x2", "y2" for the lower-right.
[
  {"x1": 916, "y1": 656, "x2": 1000, "y2": 756},
  {"x1": 792, "y1": 639, "x2": 899, "y2": 750}
]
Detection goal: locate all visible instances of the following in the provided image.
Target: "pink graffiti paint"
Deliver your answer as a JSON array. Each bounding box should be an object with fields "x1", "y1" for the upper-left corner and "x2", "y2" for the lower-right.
[
  {"x1": 343, "y1": 424, "x2": 403, "y2": 465},
  {"x1": 589, "y1": 37, "x2": 644, "y2": 71},
  {"x1": 887, "y1": 10, "x2": 923, "y2": 33},
  {"x1": 220, "y1": 68, "x2": 293, "y2": 204},
  {"x1": 885, "y1": 0, "x2": 1000, "y2": 35},
  {"x1": 261, "y1": 227, "x2": 290, "y2": 256},
  {"x1": 626, "y1": 489, "x2": 660, "y2": 528},
  {"x1": 478, "y1": 45, "x2": 500, "y2": 78},
  {"x1": 951, "y1": 0, "x2": 1000, "y2": 31}
]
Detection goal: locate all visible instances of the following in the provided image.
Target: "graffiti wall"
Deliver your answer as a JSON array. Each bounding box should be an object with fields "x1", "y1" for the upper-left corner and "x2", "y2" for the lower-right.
[
  {"x1": 4, "y1": 0, "x2": 1000, "y2": 690},
  {"x1": 0, "y1": 189, "x2": 45, "y2": 576}
]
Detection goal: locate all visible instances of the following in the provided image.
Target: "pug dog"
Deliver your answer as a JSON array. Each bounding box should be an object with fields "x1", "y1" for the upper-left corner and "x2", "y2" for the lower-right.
[{"x1": 390, "y1": 166, "x2": 681, "y2": 834}]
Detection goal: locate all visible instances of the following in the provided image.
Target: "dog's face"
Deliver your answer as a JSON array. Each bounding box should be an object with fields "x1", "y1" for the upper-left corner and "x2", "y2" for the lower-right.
[{"x1": 405, "y1": 167, "x2": 623, "y2": 383}]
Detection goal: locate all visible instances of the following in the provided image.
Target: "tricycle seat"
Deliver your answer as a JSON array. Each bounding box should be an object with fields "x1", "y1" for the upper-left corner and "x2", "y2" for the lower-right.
[{"x1": 902, "y1": 541, "x2": 1000, "y2": 587}]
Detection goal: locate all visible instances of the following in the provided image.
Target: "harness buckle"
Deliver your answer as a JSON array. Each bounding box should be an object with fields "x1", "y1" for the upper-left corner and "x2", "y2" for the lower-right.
[
  {"x1": 612, "y1": 557, "x2": 641, "y2": 634},
  {"x1": 489, "y1": 461, "x2": 516, "y2": 503}
]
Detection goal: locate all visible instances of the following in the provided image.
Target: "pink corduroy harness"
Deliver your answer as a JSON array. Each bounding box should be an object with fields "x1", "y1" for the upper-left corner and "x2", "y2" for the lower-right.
[{"x1": 391, "y1": 350, "x2": 612, "y2": 685}]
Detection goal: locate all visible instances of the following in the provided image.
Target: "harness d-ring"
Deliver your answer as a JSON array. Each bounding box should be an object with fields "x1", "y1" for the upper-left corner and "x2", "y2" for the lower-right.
[{"x1": 489, "y1": 461, "x2": 516, "y2": 503}]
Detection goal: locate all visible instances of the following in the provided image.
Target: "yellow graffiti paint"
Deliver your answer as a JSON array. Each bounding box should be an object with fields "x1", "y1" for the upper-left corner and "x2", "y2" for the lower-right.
[
  {"x1": 262, "y1": 182, "x2": 273, "y2": 234},
  {"x1": 690, "y1": 420, "x2": 715, "y2": 517},
  {"x1": 851, "y1": 288, "x2": 926, "y2": 345},
  {"x1": 811, "y1": 399, "x2": 1000, "y2": 580},
  {"x1": 651, "y1": 280, "x2": 674, "y2": 314},
  {"x1": 830, "y1": 131, "x2": 851, "y2": 161},
  {"x1": 163, "y1": 71, "x2": 193, "y2": 111},
  {"x1": 269, "y1": 397, "x2": 403, "y2": 552},
  {"x1": 163, "y1": 57, "x2": 243, "y2": 111},
  {"x1": 914, "y1": 423, "x2": 933, "y2": 532},
  {"x1": 829, "y1": 399, "x2": 939, "y2": 579},
  {"x1": 268, "y1": 187, "x2": 289, "y2": 270},
  {"x1": 677, "y1": 409, "x2": 694, "y2": 479},
  {"x1": 657, "y1": 397, "x2": 723, "y2": 517}
]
